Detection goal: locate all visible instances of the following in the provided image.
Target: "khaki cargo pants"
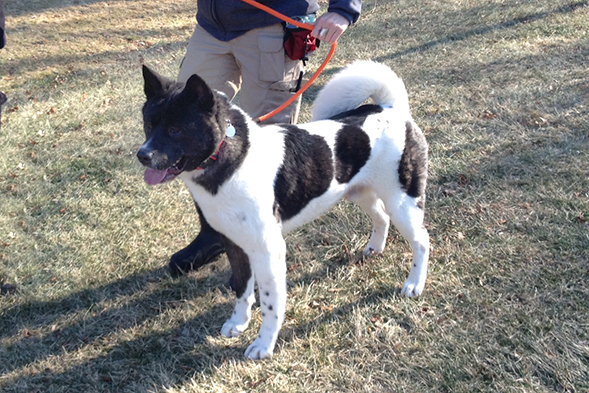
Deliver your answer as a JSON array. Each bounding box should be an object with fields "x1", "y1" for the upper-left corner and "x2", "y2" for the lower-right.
[{"x1": 178, "y1": 24, "x2": 303, "y2": 124}]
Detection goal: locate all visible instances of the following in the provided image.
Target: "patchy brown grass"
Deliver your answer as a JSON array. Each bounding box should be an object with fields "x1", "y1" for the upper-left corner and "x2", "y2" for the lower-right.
[{"x1": 1, "y1": 0, "x2": 588, "y2": 392}]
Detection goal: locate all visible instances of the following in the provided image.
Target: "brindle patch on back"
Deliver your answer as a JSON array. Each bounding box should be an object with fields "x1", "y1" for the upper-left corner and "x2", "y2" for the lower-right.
[
  {"x1": 274, "y1": 125, "x2": 334, "y2": 221},
  {"x1": 331, "y1": 105, "x2": 383, "y2": 184},
  {"x1": 334, "y1": 124, "x2": 371, "y2": 183},
  {"x1": 398, "y1": 121, "x2": 428, "y2": 209}
]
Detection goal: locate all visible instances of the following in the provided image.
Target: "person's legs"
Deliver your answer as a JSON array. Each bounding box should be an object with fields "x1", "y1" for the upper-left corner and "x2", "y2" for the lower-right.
[
  {"x1": 170, "y1": 24, "x2": 304, "y2": 276},
  {"x1": 169, "y1": 203, "x2": 226, "y2": 276},
  {"x1": 170, "y1": 25, "x2": 242, "y2": 276},
  {"x1": 232, "y1": 24, "x2": 304, "y2": 124},
  {"x1": 178, "y1": 25, "x2": 241, "y2": 95},
  {"x1": 0, "y1": 91, "x2": 6, "y2": 130}
]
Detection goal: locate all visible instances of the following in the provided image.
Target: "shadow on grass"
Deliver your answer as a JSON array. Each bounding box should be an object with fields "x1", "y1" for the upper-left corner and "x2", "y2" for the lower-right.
[
  {"x1": 0, "y1": 255, "x2": 405, "y2": 391},
  {"x1": 374, "y1": 0, "x2": 588, "y2": 62},
  {"x1": 303, "y1": 0, "x2": 588, "y2": 109},
  {"x1": 0, "y1": 266, "x2": 242, "y2": 390},
  {"x1": 1, "y1": 309, "x2": 235, "y2": 391},
  {"x1": 6, "y1": 0, "x2": 172, "y2": 17},
  {"x1": 3, "y1": 34, "x2": 187, "y2": 78},
  {"x1": 6, "y1": 0, "x2": 587, "y2": 79}
]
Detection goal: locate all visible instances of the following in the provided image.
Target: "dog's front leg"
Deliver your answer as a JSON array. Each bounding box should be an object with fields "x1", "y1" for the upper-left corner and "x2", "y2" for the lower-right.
[
  {"x1": 244, "y1": 236, "x2": 287, "y2": 360},
  {"x1": 221, "y1": 237, "x2": 256, "y2": 338}
]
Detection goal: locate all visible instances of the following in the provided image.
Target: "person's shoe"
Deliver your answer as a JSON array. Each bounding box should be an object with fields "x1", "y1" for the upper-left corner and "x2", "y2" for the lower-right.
[
  {"x1": 0, "y1": 91, "x2": 6, "y2": 130},
  {"x1": 169, "y1": 231, "x2": 225, "y2": 277}
]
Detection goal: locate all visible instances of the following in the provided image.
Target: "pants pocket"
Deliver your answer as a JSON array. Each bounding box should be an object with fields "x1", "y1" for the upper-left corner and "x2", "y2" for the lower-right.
[{"x1": 258, "y1": 30, "x2": 286, "y2": 83}]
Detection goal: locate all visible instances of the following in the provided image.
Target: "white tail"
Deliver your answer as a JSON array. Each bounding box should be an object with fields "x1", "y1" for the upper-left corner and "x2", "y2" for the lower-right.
[{"x1": 311, "y1": 61, "x2": 410, "y2": 121}]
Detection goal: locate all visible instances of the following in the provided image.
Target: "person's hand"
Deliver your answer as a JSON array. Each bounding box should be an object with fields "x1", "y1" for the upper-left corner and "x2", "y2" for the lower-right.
[{"x1": 312, "y1": 12, "x2": 350, "y2": 45}]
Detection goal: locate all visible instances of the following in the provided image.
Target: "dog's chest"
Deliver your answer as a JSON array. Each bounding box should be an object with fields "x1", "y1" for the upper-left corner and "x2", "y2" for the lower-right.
[{"x1": 179, "y1": 129, "x2": 285, "y2": 233}]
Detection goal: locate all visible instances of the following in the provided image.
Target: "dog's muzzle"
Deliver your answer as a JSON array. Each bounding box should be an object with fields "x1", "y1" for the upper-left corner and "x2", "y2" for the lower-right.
[
  {"x1": 137, "y1": 143, "x2": 185, "y2": 186},
  {"x1": 137, "y1": 144, "x2": 156, "y2": 167}
]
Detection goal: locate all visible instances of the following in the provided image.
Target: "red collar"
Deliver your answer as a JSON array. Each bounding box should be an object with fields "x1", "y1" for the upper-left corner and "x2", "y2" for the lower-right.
[
  {"x1": 196, "y1": 140, "x2": 225, "y2": 171},
  {"x1": 196, "y1": 120, "x2": 234, "y2": 170}
]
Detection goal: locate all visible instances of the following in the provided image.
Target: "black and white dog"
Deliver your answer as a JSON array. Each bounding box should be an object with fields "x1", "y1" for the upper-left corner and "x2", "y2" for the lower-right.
[{"x1": 137, "y1": 61, "x2": 429, "y2": 359}]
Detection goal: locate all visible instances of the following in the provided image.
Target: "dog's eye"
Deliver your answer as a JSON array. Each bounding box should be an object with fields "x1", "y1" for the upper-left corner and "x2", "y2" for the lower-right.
[{"x1": 168, "y1": 127, "x2": 182, "y2": 136}]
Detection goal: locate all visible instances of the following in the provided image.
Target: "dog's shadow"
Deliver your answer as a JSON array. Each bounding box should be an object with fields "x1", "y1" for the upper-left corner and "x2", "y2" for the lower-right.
[
  {"x1": 0, "y1": 240, "x2": 401, "y2": 391},
  {"x1": 0, "y1": 265, "x2": 248, "y2": 390},
  {"x1": 1, "y1": 201, "x2": 400, "y2": 390}
]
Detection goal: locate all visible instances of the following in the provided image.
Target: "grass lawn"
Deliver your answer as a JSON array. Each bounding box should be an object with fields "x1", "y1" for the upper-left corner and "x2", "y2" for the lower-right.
[{"x1": 1, "y1": 0, "x2": 588, "y2": 391}]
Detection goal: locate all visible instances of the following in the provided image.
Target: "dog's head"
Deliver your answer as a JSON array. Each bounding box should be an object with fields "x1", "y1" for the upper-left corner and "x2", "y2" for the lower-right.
[{"x1": 137, "y1": 66, "x2": 226, "y2": 185}]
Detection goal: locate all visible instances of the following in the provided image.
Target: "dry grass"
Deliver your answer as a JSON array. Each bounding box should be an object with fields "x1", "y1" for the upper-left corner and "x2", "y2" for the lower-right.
[{"x1": 1, "y1": 0, "x2": 588, "y2": 392}]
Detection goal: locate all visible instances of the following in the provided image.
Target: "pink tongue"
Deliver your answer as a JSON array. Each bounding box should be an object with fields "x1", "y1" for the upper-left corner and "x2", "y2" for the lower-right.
[{"x1": 144, "y1": 168, "x2": 168, "y2": 185}]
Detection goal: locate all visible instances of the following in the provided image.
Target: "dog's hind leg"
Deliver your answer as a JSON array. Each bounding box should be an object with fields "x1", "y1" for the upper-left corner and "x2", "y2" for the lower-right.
[
  {"x1": 220, "y1": 237, "x2": 256, "y2": 338},
  {"x1": 347, "y1": 188, "x2": 390, "y2": 257},
  {"x1": 384, "y1": 196, "x2": 430, "y2": 297},
  {"x1": 244, "y1": 233, "x2": 288, "y2": 360}
]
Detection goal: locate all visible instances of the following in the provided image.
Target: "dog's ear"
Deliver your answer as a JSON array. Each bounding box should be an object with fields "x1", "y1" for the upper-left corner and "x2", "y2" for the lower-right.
[
  {"x1": 142, "y1": 65, "x2": 172, "y2": 99},
  {"x1": 182, "y1": 73, "x2": 215, "y2": 112}
]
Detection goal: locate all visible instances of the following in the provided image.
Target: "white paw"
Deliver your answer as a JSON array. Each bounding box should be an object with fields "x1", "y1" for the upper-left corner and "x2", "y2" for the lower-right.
[
  {"x1": 401, "y1": 279, "x2": 424, "y2": 297},
  {"x1": 221, "y1": 318, "x2": 249, "y2": 338},
  {"x1": 244, "y1": 339, "x2": 274, "y2": 360}
]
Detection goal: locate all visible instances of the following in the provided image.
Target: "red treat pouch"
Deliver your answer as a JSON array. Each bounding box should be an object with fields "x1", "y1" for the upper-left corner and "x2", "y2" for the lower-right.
[
  {"x1": 284, "y1": 29, "x2": 318, "y2": 61},
  {"x1": 283, "y1": 14, "x2": 319, "y2": 62}
]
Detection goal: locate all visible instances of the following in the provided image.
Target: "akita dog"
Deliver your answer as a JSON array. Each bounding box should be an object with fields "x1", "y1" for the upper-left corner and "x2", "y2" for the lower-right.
[{"x1": 137, "y1": 61, "x2": 429, "y2": 359}]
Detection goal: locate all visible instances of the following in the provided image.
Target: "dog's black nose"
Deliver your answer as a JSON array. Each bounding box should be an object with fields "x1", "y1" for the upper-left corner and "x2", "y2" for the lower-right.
[{"x1": 137, "y1": 147, "x2": 153, "y2": 166}]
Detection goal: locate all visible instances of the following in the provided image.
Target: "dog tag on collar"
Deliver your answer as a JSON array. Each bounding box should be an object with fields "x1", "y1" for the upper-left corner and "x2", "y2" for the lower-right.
[{"x1": 226, "y1": 120, "x2": 236, "y2": 138}]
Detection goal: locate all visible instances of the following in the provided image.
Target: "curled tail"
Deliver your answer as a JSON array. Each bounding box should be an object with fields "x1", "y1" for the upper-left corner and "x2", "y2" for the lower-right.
[{"x1": 311, "y1": 61, "x2": 410, "y2": 121}]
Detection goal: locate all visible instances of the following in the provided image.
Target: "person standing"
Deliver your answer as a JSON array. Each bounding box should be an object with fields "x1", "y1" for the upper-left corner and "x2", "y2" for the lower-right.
[
  {"x1": 0, "y1": 0, "x2": 5, "y2": 50},
  {"x1": 0, "y1": 0, "x2": 7, "y2": 128},
  {"x1": 169, "y1": 0, "x2": 362, "y2": 276}
]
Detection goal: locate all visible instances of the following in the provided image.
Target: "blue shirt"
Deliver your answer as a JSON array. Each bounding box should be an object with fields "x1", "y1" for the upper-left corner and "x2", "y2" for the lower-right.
[{"x1": 196, "y1": 0, "x2": 362, "y2": 41}]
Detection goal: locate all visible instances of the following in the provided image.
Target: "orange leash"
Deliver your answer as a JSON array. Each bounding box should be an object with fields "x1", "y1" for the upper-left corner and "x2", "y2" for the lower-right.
[{"x1": 239, "y1": 0, "x2": 337, "y2": 123}]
